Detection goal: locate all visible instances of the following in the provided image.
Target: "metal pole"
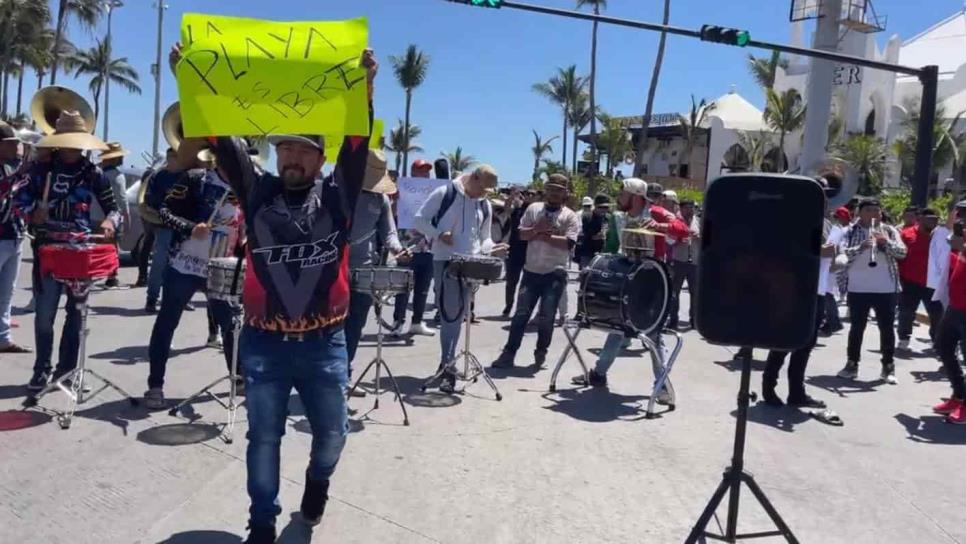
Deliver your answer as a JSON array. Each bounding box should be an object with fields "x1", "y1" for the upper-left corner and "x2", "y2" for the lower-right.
[
  {"x1": 152, "y1": 2, "x2": 166, "y2": 160},
  {"x1": 911, "y1": 65, "x2": 939, "y2": 207},
  {"x1": 102, "y1": 1, "x2": 123, "y2": 142}
]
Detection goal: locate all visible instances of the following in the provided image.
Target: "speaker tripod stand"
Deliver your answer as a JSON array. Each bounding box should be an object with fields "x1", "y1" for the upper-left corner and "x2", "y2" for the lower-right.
[
  {"x1": 684, "y1": 354, "x2": 799, "y2": 543},
  {"x1": 421, "y1": 279, "x2": 502, "y2": 401},
  {"x1": 168, "y1": 304, "x2": 243, "y2": 444},
  {"x1": 347, "y1": 289, "x2": 410, "y2": 425}
]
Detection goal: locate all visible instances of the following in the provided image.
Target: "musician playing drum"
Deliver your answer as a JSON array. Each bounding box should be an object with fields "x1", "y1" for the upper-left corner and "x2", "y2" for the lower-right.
[
  {"x1": 143, "y1": 143, "x2": 244, "y2": 410},
  {"x1": 14, "y1": 111, "x2": 121, "y2": 392},
  {"x1": 413, "y1": 164, "x2": 508, "y2": 394},
  {"x1": 572, "y1": 177, "x2": 689, "y2": 390},
  {"x1": 491, "y1": 174, "x2": 580, "y2": 370},
  {"x1": 344, "y1": 149, "x2": 405, "y2": 384}
]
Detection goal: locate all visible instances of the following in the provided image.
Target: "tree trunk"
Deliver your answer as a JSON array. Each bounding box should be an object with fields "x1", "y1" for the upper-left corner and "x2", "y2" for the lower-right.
[
  {"x1": 561, "y1": 105, "x2": 569, "y2": 170},
  {"x1": 588, "y1": 10, "x2": 599, "y2": 196},
  {"x1": 395, "y1": 152, "x2": 402, "y2": 176},
  {"x1": 37, "y1": 71, "x2": 44, "y2": 92},
  {"x1": 633, "y1": 0, "x2": 671, "y2": 178},
  {"x1": 92, "y1": 87, "x2": 101, "y2": 124},
  {"x1": 1, "y1": 69, "x2": 7, "y2": 118},
  {"x1": 533, "y1": 155, "x2": 539, "y2": 181},
  {"x1": 50, "y1": 0, "x2": 69, "y2": 85},
  {"x1": 401, "y1": 90, "x2": 412, "y2": 177},
  {"x1": 16, "y1": 59, "x2": 25, "y2": 115},
  {"x1": 778, "y1": 131, "x2": 786, "y2": 171},
  {"x1": 572, "y1": 125, "x2": 578, "y2": 174}
]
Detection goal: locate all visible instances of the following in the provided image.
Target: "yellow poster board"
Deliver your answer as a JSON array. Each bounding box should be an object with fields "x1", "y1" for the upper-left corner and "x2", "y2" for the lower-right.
[
  {"x1": 324, "y1": 118, "x2": 384, "y2": 159},
  {"x1": 175, "y1": 13, "x2": 369, "y2": 138}
]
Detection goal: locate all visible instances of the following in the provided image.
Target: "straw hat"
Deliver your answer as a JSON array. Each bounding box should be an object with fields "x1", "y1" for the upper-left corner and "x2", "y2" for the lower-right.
[
  {"x1": 362, "y1": 149, "x2": 396, "y2": 194},
  {"x1": 98, "y1": 141, "x2": 130, "y2": 161},
  {"x1": 36, "y1": 110, "x2": 108, "y2": 151}
]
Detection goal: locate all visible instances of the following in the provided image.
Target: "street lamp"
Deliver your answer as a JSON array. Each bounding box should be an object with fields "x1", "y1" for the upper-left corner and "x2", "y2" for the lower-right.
[
  {"x1": 151, "y1": 2, "x2": 168, "y2": 162},
  {"x1": 102, "y1": 0, "x2": 123, "y2": 141}
]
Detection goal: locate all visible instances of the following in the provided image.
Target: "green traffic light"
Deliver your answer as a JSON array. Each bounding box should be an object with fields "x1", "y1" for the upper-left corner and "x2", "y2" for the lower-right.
[
  {"x1": 470, "y1": 0, "x2": 502, "y2": 7},
  {"x1": 736, "y1": 30, "x2": 750, "y2": 47}
]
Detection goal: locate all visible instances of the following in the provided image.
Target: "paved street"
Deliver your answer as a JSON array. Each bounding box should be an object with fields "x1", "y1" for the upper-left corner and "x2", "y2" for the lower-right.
[{"x1": 1, "y1": 260, "x2": 964, "y2": 544}]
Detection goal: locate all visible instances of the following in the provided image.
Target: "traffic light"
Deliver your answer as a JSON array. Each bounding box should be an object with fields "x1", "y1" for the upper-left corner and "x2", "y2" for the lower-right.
[
  {"x1": 448, "y1": 0, "x2": 503, "y2": 7},
  {"x1": 700, "y1": 25, "x2": 751, "y2": 47}
]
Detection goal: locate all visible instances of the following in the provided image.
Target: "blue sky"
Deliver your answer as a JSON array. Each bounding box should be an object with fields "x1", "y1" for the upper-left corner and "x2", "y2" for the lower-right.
[{"x1": 22, "y1": 0, "x2": 965, "y2": 182}]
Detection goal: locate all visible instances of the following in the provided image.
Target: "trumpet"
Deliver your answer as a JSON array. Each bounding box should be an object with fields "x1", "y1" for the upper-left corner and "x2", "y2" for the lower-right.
[{"x1": 868, "y1": 218, "x2": 879, "y2": 268}]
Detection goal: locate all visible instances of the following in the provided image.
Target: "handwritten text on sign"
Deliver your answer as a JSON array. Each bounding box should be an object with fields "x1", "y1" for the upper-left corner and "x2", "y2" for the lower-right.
[
  {"x1": 176, "y1": 14, "x2": 369, "y2": 138},
  {"x1": 396, "y1": 177, "x2": 448, "y2": 230}
]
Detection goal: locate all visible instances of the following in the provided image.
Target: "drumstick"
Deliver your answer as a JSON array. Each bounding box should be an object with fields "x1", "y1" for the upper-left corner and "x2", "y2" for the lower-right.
[
  {"x1": 207, "y1": 188, "x2": 230, "y2": 225},
  {"x1": 40, "y1": 172, "x2": 51, "y2": 209}
]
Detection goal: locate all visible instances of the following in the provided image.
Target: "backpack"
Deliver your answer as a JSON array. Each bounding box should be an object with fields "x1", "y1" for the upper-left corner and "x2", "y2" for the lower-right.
[{"x1": 430, "y1": 182, "x2": 490, "y2": 229}]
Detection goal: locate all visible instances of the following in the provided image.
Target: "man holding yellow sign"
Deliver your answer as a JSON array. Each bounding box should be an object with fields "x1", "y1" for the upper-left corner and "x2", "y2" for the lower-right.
[{"x1": 172, "y1": 13, "x2": 377, "y2": 543}]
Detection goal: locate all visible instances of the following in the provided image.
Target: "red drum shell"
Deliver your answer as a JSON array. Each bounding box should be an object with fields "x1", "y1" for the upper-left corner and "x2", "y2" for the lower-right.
[{"x1": 40, "y1": 244, "x2": 119, "y2": 280}]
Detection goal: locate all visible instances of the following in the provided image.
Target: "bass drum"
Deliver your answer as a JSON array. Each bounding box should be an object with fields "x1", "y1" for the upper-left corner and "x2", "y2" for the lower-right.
[{"x1": 578, "y1": 254, "x2": 671, "y2": 336}]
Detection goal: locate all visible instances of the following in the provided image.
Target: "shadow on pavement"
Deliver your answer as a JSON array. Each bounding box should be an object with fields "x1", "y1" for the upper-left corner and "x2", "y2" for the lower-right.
[
  {"x1": 805, "y1": 375, "x2": 880, "y2": 397},
  {"x1": 137, "y1": 422, "x2": 222, "y2": 446},
  {"x1": 733, "y1": 404, "x2": 811, "y2": 433},
  {"x1": 89, "y1": 305, "x2": 152, "y2": 318},
  {"x1": 486, "y1": 364, "x2": 540, "y2": 380},
  {"x1": 277, "y1": 512, "x2": 313, "y2": 543},
  {"x1": 0, "y1": 384, "x2": 29, "y2": 401},
  {"x1": 0, "y1": 409, "x2": 52, "y2": 431},
  {"x1": 910, "y1": 368, "x2": 946, "y2": 383},
  {"x1": 292, "y1": 417, "x2": 364, "y2": 435},
  {"x1": 894, "y1": 413, "x2": 966, "y2": 445},
  {"x1": 156, "y1": 530, "x2": 242, "y2": 543},
  {"x1": 90, "y1": 344, "x2": 207, "y2": 365},
  {"x1": 541, "y1": 388, "x2": 648, "y2": 423},
  {"x1": 713, "y1": 358, "x2": 767, "y2": 373}
]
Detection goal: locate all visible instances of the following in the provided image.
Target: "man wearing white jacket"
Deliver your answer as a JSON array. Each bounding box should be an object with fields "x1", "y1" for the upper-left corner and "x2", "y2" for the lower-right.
[{"x1": 413, "y1": 165, "x2": 507, "y2": 393}]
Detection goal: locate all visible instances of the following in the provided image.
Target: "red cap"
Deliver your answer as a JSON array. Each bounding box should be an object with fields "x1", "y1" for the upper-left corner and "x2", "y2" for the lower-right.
[
  {"x1": 411, "y1": 159, "x2": 433, "y2": 171},
  {"x1": 834, "y1": 207, "x2": 851, "y2": 221}
]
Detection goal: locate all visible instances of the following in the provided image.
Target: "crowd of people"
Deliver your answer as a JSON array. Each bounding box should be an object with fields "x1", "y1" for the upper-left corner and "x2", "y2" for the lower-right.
[{"x1": 2, "y1": 46, "x2": 965, "y2": 544}]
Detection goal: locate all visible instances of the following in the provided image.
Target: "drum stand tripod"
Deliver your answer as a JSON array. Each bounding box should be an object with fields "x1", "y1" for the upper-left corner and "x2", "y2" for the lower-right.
[
  {"x1": 548, "y1": 322, "x2": 682, "y2": 418},
  {"x1": 169, "y1": 304, "x2": 243, "y2": 444},
  {"x1": 347, "y1": 289, "x2": 410, "y2": 425},
  {"x1": 24, "y1": 279, "x2": 139, "y2": 429},
  {"x1": 421, "y1": 279, "x2": 502, "y2": 401}
]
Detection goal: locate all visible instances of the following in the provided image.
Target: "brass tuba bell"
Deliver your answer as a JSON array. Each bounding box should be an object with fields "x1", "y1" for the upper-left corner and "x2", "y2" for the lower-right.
[
  {"x1": 161, "y1": 102, "x2": 184, "y2": 150},
  {"x1": 807, "y1": 158, "x2": 860, "y2": 209},
  {"x1": 30, "y1": 86, "x2": 96, "y2": 135}
]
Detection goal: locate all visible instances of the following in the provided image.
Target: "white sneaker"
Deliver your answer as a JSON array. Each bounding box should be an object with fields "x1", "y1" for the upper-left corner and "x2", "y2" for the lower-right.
[
  {"x1": 409, "y1": 323, "x2": 435, "y2": 336},
  {"x1": 897, "y1": 339, "x2": 910, "y2": 351}
]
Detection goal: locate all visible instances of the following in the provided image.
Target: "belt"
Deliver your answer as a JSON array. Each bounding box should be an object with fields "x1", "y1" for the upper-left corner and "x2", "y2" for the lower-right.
[{"x1": 246, "y1": 323, "x2": 342, "y2": 342}]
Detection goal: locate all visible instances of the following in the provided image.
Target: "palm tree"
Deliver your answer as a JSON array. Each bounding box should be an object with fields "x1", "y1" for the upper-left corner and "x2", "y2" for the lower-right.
[
  {"x1": 389, "y1": 45, "x2": 430, "y2": 177},
  {"x1": 596, "y1": 112, "x2": 632, "y2": 175},
  {"x1": 677, "y1": 95, "x2": 715, "y2": 179},
  {"x1": 567, "y1": 92, "x2": 596, "y2": 174},
  {"x1": 67, "y1": 38, "x2": 141, "y2": 124},
  {"x1": 50, "y1": 0, "x2": 102, "y2": 84},
  {"x1": 385, "y1": 119, "x2": 423, "y2": 175},
  {"x1": 442, "y1": 146, "x2": 476, "y2": 173},
  {"x1": 532, "y1": 65, "x2": 585, "y2": 170},
  {"x1": 763, "y1": 88, "x2": 806, "y2": 171},
  {"x1": 834, "y1": 134, "x2": 889, "y2": 195},
  {"x1": 0, "y1": 0, "x2": 50, "y2": 115},
  {"x1": 737, "y1": 131, "x2": 773, "y2": 172},
  {"x1": 577, "y1": 0, "x2": 606, "y2": 180},
  {"x1": 893, "y1": 99, "x2": 964, "y2": 188},
  {"x1": 537, "y1": 159, "x2": 568, "y2": 181},
  {"x1": 531, "y1": 130, "x2": 558, "y2": 181},
  {"x1": 747, "y1": 51, "x2": 789, "y2": 90},
  {"x1": 633, "y1": 0, "x2": 670, "y2": 177}
]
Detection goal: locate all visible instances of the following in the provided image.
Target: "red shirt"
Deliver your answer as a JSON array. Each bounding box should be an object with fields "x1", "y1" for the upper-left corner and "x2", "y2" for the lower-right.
[
  {"x1": 649, "y1": 204, "x2": 691, "y2": 260},
  {"x1": 898, "y1": 225, "x2": 929, "y2": 285},
  {"x1": 949, "y1": 252, "x2": 966, "y2": 311}
]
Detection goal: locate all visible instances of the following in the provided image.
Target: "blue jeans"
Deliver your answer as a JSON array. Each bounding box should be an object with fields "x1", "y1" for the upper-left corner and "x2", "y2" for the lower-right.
[
  {"x1": 146, "y1": 227, "x2": 172, "y2": 304},
  {"x1": 434, "y1": 260, "x2": 469, "y2": 367},
  {"x1": 0, "y1": 239, "x2": 22, "y2": 347},
  {"x1": 147, "y1": 268, "x2": 236, "y2": 389},
  {"x1": 242, "y1": 326, "x2": 348, "y2": 527},
  {"x1": 32, "y1": 274, "x2": 81, "y2": 375},
  {"x1": 502, "y1": 269, "x2": 566, "y2": 358},
  {"x1": 393, "y1": 252, "x2": 434, "y2": 325},
  {"x1": 344, "y1": 290, "x2": 373, "y2": 367}
]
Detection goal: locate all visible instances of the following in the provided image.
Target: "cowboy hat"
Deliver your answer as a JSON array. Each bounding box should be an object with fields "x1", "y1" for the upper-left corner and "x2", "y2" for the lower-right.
[
  {"x1": 36, "y1": 110, "x2": 108, "y2": 151},
  {"x1": 98, "y1": 141, "x2": 130, "y2": 161},
  {"x1": 363, "y1": 150, "x2": 396, "y2": 194}
]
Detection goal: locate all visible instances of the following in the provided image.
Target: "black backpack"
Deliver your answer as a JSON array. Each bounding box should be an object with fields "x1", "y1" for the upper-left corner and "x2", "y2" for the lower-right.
[{"x1": 430, "y1": 182, "x2": 490, "y2": 229}]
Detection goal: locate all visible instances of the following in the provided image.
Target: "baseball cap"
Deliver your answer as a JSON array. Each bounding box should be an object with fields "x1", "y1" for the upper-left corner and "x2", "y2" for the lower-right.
[
  {"x1": 834, "y1": 207, "x2": 851, "y2": 221},
  {"x1": 622, "y1": 177, "x2": 648, "y2": 197},
  {"x1": 662, "y1": 190, "x2": 679, "y2": 203},
  {"x1": 594, "y1": 193, "x2": 612, "y2": 207},
  {"x1": 267, "y1": 134, "x2": 325, "y2": 152},
  {"x1": 0, "y1": 123, "x2": 17, "y2": 141},
  {"x1": 582, "y1": 196, "x2": 593, "y2": 206},
  {"x1": 646, "y1": 182, "x2": 665, "y2": 200},
  {"x1": 411, "y1": 159, "x2": 433, "y2": 171}
]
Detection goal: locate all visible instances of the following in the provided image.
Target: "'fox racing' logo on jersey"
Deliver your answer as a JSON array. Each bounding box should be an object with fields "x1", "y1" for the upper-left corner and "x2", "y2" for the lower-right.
[{"x1": 252, "y1": 232, "x2": 340, "y2": 268}]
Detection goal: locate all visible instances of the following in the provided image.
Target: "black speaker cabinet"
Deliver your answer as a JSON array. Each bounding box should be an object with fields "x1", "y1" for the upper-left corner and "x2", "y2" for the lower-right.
[{"x1": 696, "y1": 174, "x2": 825, "y2": 351}]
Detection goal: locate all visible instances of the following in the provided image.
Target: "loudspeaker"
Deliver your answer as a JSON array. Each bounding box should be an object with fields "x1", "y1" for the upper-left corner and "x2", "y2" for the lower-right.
[
  {"x1": 434, "y1": 159, "x2": 450, "y2": 180},
  {"x1": 696, "y1": 174, "x2": 825, "y2": 351}
]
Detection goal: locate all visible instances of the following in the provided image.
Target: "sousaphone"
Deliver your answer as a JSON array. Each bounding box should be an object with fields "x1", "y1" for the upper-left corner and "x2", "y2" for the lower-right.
[
  {"x1": 162, "y1": 101, "x2": 214, "y2": 165},
  {"x1": 807, "y1": 158, "x2": 860, "y2": 209},
  {"x1": 30, "y1": 86, "x2": 96, "y2": 136}
]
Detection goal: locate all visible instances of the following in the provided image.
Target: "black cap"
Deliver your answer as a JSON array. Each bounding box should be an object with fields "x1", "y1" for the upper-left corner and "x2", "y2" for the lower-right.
[
  {"x1": 593, "y1": 193, "x2": 611, "y2": 207},
  {"x1": 645, "y1": 181, "x2": 664, "y2": 198}
]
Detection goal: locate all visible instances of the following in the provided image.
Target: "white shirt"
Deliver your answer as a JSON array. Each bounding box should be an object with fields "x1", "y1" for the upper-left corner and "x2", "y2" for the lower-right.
[
  {"x1": 928, "y1": 225, "x2": 951, "y2": 291},
  {"x1": 520, "y1": 202, "x2": 580, "y2": 274},
  {"x1": 820, "y1": 225, "x2": 845, "y2": 295}
]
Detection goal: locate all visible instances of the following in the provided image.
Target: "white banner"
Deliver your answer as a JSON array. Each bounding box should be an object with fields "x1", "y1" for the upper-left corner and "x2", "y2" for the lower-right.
[{"x1": 396, "y1": 177, "x2": 448, "y2": 230}]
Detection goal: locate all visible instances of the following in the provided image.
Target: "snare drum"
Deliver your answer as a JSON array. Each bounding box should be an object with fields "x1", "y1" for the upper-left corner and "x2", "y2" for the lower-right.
[
  {"x1": 578, "y1": 253, "x2": 670, "y2": 336},
  {"x1": 39, "y1": 243, "x2": 118, "y2": 281},
  {"x1": 351, "y1": 267, "x2": 413, "y2": 295},
  {"x1": 447, "y1": 254, "x2": 503, "y2": 282},
  {"x1": 208, "y1": 257, "x2": 246, "y2": 304}
]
